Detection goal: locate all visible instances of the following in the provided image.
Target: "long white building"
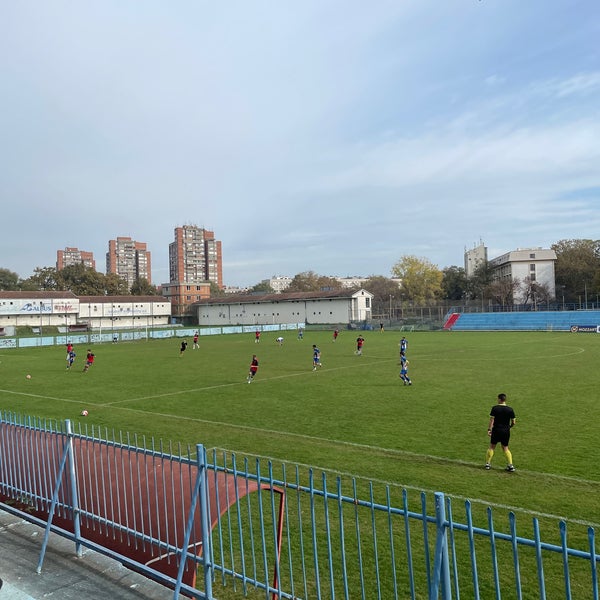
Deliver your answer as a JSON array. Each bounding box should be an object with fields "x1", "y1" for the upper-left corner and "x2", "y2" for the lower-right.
[
  {"x1": 0, "y1": 292, "x2": 171, "y2": 331},
  {"x1": 488, "y1": 247, "x2": 557, "y2": 301},
  {"x1": 195, "y1": 289, "x2": 374, "y2": 326}
]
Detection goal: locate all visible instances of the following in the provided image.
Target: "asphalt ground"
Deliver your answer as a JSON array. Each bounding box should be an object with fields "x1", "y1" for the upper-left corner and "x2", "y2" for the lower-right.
[{"x1": 0, "y1": 509, "x2": 183, "y2": 600}]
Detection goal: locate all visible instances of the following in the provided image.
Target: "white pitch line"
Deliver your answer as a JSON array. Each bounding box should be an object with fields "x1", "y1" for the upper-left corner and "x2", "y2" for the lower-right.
[
  {"x1": 91, "y1": 403, "x2": 600, "y2": 489},
  {"x1": 209, "y1": 446, "x2": 600, "y2": 528},
  {"x1": 3, "y1": 374, "x2": 600, "y2": 489},
  {"x1": 101, "y1": 358, "x2": 394, "y2": 406}
]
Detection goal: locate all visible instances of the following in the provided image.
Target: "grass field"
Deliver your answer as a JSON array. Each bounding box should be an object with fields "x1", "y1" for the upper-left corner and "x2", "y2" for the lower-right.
[{"x1": 1, "y1": 328, "x2": 599, "y2": 529}]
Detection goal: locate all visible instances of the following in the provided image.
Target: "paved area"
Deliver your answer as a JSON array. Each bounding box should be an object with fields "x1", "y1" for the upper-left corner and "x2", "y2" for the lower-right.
[{"x1": 0, "y1": 509, "x2": 182, "y2": 600}]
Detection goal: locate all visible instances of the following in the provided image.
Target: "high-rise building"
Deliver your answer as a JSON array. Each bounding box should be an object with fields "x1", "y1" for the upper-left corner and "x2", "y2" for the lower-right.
[
  {"x1": 464, "y1": 242, "x2": 488, "y2": 277},
  {"x1": 163, "y1": 225, "x2": 222, "y2": 316},
  {"x1": 168, "y1": 225, "x2": 222, "y2": 288},
  {"x1": 106, "y1": 237, "x2": 152, "y2": 288},
  {"x1": 57, "y1": 247, "x2": 96, "y2": 271}
]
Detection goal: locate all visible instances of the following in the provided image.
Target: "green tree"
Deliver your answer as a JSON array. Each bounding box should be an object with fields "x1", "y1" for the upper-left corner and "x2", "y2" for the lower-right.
[
  {"x1": 249, "y1": 281, "x2": 274, "y2": 294},
  {"x1": 287, "y1": 271, "x2": 343, "y2": 292},
  {"x1": 391, "y1": 255, "x2": 443, "y2": 304},
  {"x1": 552, "y1": 239, "x2": 600, "y2": 302},
  {"x1": 209, "y1": 282, "x2": 227, "y2": 297},
  {"x1": 441, "y1": 266, "x2": 468, "y2": 301},
  {"x1": 466, "y1": 262, "x2": 494, "y2": 300},
  {"x1": 55, "y1": 264, "x2": 107, "y2": 295},
  {"x1": 104, "y1": 272, "x2": 130, "y2": 296},
  {"x1": 0, "y1": 268, "x2": 20, "y2": 290},
  {"x1": 21, "y1": 267, "x2": 59, "y2": 291},
  {"x1": 131, "y1": 277, "x2": 158, "y2": 295}
]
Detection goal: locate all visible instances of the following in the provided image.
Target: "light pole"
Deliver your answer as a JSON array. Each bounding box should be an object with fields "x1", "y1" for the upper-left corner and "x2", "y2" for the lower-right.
[{"x1": 389, "y1": 295, "x2": 393, "y2": 324}]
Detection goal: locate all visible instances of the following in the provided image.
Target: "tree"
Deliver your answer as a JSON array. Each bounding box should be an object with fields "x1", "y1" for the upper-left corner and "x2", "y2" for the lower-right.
[
  {"x1": 21, "y1": 267, "x2": 60, "y2": 291},
  {"x1": 552, "y1": 239, "x2": 600, "y2": 302},
  {"x1": 104, "y1": 273, "x2": 130, "y2": 296},
  {"x1": 361, "y1": 276, "x2": 400, "y2": 303},
  {"x1": 466, "y1": 262, "x2": 494, "y2": 300},
  {"x1": 286, "y1": 271, "x2": 343, "y2": 292},
  {"x1": 209, "y1": 282, "x2": 227, "y2": 297},
  {"x1": 520, "y1": 277, "x2": 553, "y2": 307},
  {"x1": 441, "y1": 266, "x2": 468, "y2": 301},
  {"x1": 54, "y1": 264, "x2": 106, "y2": 295},
  {"x1": 249, "y1": 281, "x2": 274, "y2": 294},
  {"x1": 488, "y1": 278, "x2": 521, "y2": 306},
  {"x1": 391, "y1": 255, "x2": 443, "y2": 304},
  {"x1": 131, "y1": 277, "x2": 158, "y2": 295},
  {"x1": 0, "y1": 268, "x2": 20, "y2": 290}
]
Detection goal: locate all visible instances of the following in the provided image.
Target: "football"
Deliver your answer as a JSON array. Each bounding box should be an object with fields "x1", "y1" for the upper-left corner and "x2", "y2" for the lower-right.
[
  {"x1": 26, "y1": 374, "x2": 32, "y2": 379},
  {"x1": 81, "y1": 410, "x2": 89, "y2": 416}
]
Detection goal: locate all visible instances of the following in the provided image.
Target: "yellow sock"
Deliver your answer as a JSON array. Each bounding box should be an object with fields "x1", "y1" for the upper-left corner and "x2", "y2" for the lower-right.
[
  {"x1": 504, "y1": 448, "x2": 513, "y2": 465},
  {"x1": 486, "y1": 449, "x2": 494, "y2": 464}
]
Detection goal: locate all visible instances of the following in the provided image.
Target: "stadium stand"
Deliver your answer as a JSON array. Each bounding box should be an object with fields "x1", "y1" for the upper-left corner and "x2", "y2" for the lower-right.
[{"x1": 448, "y1": 310, "x2": 600, "y2": 331}]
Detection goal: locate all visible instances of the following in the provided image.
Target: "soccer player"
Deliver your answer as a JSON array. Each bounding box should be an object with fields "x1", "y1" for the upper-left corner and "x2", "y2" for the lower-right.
[
  {"x1": 193, "y1": 332, "x2": 199, "y2": 349},
  {"x1": 247, "y1": 355, "x2": 259, "y2": 383},
  {"x1": 399, "y1": 351, "x2": 411, "y2": 385},
  {"x1": 297, "y1": 327, "x2": 304, "y2": 340},
  {"x1": 333, "y1": 329, "x2": 339, "y2": 342},
  {"x1": 355, "y1": 335, "x2": 364, "y2": 355},
  {"x1": 255, "y1": 330, "x2": 261, "y2": 343},
  {"x1": 83, "y1": 350, "x2": 95, "y2": 372},
  {"x1": 66, "y1": 350, "x2": 76, "y2": 370},
  {"x1": 485, "y1": 393, "x2": 516, "y2": 471},
  {"x1": 180, "y1": 340, "x2": 188, "y2": 356},
  {"x1": 276, "y1": 336, "x2": 284, "y2": 346},
  {"x1": 66, "y1": 342, "x2": 73, "y2": 360},
  {"x1": 400, "y1": 337, "x2": 408, "y2": 353},
  {"x1": 312, "y1": 345, "x2": 322, "y2": 370}
]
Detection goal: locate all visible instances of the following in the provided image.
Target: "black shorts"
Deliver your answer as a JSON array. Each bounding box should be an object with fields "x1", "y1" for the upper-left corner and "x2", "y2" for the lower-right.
[{"x1": 491, "y1": 428, "x2": 511, "y2": 447}]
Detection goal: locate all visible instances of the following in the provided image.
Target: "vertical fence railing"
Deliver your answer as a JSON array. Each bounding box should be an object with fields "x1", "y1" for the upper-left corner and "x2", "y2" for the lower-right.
[{"x1": 1, "y1": 412, "x2": 599, "y2": 600}]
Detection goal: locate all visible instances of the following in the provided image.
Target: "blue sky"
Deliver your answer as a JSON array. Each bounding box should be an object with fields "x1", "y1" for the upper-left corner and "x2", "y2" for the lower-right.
[{"x1": 1, "y1": 1, "x2": 599, "y2": 287}]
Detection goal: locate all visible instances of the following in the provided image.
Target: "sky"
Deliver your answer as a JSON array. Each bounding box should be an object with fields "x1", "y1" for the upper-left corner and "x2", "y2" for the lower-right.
[{"x1": 1, "y1": 1, "x2": 600, "y2": 287}]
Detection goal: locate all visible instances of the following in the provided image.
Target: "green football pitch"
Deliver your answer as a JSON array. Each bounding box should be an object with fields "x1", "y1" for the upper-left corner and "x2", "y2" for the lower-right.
[{"x1": 1, "y1": 329, "x2": 599, "y2": 528}]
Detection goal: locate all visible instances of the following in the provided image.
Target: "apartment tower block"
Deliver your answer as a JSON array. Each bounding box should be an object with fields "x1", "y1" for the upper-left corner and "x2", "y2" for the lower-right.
[
  {"x1": 106, "y1": 237, "x2": 152, "y2": 288},
  {"x1": 162, "y1": 225, "x2": 223, "y2": 316},
  {"x1": 57, "y1": 247, "x2": 96, "y2": 271}
]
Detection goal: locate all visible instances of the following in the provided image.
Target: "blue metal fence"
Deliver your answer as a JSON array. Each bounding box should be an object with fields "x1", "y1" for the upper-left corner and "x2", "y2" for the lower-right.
[{"x1": 0, "y1": 412, "x2": 598, "y2": 599}]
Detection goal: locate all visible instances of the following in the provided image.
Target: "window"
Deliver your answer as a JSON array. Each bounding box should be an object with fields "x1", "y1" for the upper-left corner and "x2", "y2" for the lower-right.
[
  {"x1": 530, "y1": 264, "x2": 536, "y2": 272},
  {"x1": 365, "y1": 298, "x2": 371, "y2": 308}
]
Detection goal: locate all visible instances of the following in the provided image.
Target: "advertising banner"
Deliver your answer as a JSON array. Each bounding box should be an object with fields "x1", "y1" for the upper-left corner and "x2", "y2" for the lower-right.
[{"x1": 570, "y1": 325, "x2": 600, "y2": 333}]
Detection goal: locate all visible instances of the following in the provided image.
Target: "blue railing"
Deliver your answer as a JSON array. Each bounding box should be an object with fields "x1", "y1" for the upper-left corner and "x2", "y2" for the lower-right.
[{"x1": 0, "y1": 412, "x2": 598, "y2": 599}]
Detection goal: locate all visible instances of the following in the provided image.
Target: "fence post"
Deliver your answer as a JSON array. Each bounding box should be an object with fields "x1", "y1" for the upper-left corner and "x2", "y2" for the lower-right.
[
  {"x1": 37, "y1": 419, "x2": 79, "y2": 572},
  {"x1": 430, "y1": 491, "x2": 452, "y2": 600},
  {"x1": 173, "y1": 443, "x2": 213, "y2": 600},
  {"x1": 65, "y1": 420, "x2": 83, "y2": 557}
]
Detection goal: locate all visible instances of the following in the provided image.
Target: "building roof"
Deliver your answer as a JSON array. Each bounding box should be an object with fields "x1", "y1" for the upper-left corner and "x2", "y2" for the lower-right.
[
  {"x1": 195, "y1": 289, "x2": 372, "y2": 306},
  {"x1": 78, "y1": 295, "x2": 167, "y2": 303},
  {"x1": 0, "y1": 291, "x2": 78, "y2": 299}
]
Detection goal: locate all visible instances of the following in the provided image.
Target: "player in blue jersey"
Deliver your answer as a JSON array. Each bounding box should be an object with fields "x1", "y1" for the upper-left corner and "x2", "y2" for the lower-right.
[
  {"x1": 400, "y1": 336, "x2": 408, "y2": 353},
  {"x1": 399, "y1": 351, "x2": 412, "y2": 385},
  {"x1": 312, "y1": 345, "x2": 322, "y2": 370},
  {"x1": 66, "y1": 350, "x2": 76, "y2": 370}
]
